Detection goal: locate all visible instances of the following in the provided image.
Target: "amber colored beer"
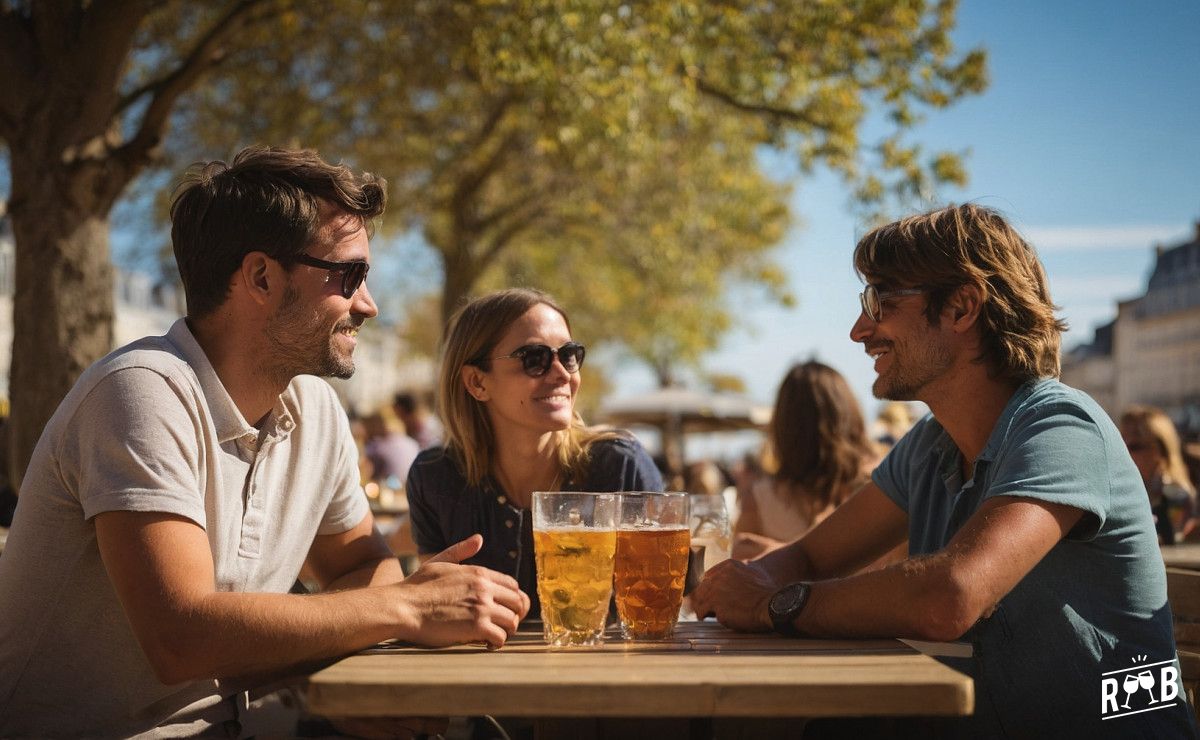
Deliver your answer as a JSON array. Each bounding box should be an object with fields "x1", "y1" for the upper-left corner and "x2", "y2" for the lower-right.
[
  {"x1": 613, "y1": 526, "x2": 690, "y2": 639},
  {"x1": 534, "y1": 527, "x2": 617, "y2": 646}
]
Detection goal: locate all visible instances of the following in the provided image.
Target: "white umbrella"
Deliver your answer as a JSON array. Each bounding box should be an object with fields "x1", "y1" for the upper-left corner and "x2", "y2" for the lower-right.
[
  {"x1": 598, "y1": 386, "x2": 771, "y2": 433},
  {"x1": 597, "y1": 387, "x2": 770, "y2": 479}
]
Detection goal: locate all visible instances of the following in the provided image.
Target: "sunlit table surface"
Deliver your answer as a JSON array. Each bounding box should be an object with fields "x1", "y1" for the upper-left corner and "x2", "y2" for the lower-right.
[
  {"x1": 1162, "y1": 543, "x2": 1200, "y2": 570},
  {"x1": 305, "y1": 620, "x2": 973, "y2": 721}
]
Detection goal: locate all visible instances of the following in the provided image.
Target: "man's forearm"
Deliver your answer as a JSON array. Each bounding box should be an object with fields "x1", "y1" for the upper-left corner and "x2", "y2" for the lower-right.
[
  {"x1": 146, "y1": 585, "x2": 412, "y2": 685},
  {"x1": 322, "y1": 556, "x2": 405, "y2": 591},
  {"x1": 755, "y1": 538, "x2": 818, "y2": 583},
  {"x1": 794, "y1": 555, "x2": 975, "y2": 641}
]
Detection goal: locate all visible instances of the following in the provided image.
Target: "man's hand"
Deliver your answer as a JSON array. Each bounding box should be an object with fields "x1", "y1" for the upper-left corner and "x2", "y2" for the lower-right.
[
  {"x1": 394, "y1": 534, "x2": 531, "y2": 649},
  {"x1": 731, "y1": 531, "x2": 785, "y2": 561},
  {"x1": 689, "y1": 558, "x2": 779, "y2": 633}
]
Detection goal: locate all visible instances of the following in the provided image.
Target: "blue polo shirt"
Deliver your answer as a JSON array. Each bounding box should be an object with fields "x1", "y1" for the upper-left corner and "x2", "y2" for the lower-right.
[
  {"x1": 874, "y1": 378, "x2": 1197, "y2": 738},
  {"x1": 406, "y1": 436, "x2": 663, "y2": 618}
]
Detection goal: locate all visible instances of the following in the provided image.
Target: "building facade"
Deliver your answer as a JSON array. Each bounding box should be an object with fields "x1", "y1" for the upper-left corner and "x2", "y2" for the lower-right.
[{"x1": 1062, "y1": 222, "x2": 1200, "y2": 436}]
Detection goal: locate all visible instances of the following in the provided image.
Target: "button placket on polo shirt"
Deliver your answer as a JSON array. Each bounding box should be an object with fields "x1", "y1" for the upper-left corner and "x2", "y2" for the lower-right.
[
  {"x1": 237, "y1": 407, "x2": 296, "y2": 560},
  {"x1": 237, "y1": 431, "x2": 266, "y2": 559}
]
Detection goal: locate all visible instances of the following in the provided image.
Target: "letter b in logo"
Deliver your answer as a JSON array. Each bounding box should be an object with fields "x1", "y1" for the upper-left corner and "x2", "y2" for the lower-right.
[{"x1": 1160, "y1": 666, "x2": 1180, "y2": 702}]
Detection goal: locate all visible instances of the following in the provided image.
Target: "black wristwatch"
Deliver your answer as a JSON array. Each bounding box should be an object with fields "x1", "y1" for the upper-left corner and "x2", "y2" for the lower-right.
[{"x1": 768, "y1": 582, "x2": 811, "y2": 637}]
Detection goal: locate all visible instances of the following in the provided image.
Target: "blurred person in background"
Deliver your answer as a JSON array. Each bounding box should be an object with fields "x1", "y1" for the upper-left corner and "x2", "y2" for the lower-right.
[
  {"x1": 684, "y1": 459, "x2": 727, "y2": 497},
  {"x1": 394, "y1": 390, "x2": 444, "y2": 450},
  {"x1": 362, "y1": 406, "x2": 420, "y2": 490},
  {"x1": 873, "y1": 400, "x2": 918, "y2": 450},
  {"x1": 732, "y1": 361, "x2": 883, "y2": 561},
  {"x1": 1120, "y1": 405, "x2": 1197, "y2": 544},
  {"x1": 406, "y1": 288, "x2": 663, "y2": 619}
]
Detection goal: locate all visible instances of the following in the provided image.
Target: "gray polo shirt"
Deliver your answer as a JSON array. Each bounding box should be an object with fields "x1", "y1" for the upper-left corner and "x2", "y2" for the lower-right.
[{"x1": 0, "y1": 319, "x2": 368, "y2": 737}]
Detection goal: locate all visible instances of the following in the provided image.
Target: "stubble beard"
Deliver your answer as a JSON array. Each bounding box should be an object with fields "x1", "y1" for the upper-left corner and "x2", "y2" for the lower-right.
[
  {"x1": 872, "y1": 332, "x2": 953, "y2": 402},
  {"x1": 264, "y1": 284, "x2": 358, "y2": 382}
]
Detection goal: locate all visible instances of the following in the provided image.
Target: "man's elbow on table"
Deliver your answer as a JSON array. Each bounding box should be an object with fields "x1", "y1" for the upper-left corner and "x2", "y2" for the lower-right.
[
  {"x1": 129, "y1": 597, "x2": 267, "y2": 686},
  {"x1": 905, "y1": 570, "x2": 991, "y2": 642},
  {"x1": 137, "y1": 631, "x2": 212, "y2": 686}
]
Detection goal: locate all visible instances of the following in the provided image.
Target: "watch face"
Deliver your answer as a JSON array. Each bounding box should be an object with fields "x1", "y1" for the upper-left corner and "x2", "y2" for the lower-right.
[{"x1": 771, "y1": 583, "x2": 808, "y2": 616}]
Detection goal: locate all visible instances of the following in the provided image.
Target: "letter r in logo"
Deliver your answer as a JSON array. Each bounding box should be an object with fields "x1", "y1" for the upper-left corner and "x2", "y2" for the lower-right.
[{"x1": 1101, "y1": 677, "x2": 1120, "y2": 714}]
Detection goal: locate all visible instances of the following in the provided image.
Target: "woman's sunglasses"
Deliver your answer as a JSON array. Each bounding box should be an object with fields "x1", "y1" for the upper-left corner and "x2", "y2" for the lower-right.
[
  {"x1": 479, "y1": 342, "x2": 586, "y2": 377},
  {"x1": 290, "y1": 253, "x2": 370, "y2": 299}
]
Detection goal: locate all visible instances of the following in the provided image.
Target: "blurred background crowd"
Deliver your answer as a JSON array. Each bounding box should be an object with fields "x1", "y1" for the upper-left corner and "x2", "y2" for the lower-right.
[{"x1": 344, "y1": 371, "x2": 1199, "y2": 575}]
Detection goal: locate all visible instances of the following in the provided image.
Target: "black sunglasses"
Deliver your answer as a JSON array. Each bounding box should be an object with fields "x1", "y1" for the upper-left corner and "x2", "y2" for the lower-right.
[
  {"x1": 290, "y1": 253, "x2": 370, "y2": 299},
  {"x1": 480, "y1": 342, "x2": 586, "y2": 377}
]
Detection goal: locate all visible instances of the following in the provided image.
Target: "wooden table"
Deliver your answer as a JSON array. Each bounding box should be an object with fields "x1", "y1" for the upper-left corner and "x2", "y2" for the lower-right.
[
  {"x1": 306, "y1": 621, "x2": 973, "y2": 735},
  {"x1": 1162, "y1": 543, "x2": 1200, "y2": 570}
]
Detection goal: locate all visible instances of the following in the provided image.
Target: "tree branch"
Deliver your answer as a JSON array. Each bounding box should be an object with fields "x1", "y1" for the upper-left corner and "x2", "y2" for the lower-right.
[
  {"x1": 473, "y1": 187, "x2": 543, "y2": 235},
  {"x1": 694, "y1": 77, "x2": 820, "y2": 129},
  {"x1": 447, "y1": 96, "x2": 516, "y2": 212},
  {"x1": 478, "y1": 197, "x2": 547, "y2": 267},
  {"x1": 449, "y1": 129, "x2": 519, "y2": 235},
  {"x1": 113, "y1": 0, "x2": 276, "y2": 168}
]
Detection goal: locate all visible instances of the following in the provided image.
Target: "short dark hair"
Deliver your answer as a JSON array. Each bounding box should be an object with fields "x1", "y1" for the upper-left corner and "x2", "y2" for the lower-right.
[
  {"x1": 853, "y1": 203, "x2": 1066, "y2": 383},
  {"x1": 170, "y1": 145, "x2": 386, "y2": 318}
]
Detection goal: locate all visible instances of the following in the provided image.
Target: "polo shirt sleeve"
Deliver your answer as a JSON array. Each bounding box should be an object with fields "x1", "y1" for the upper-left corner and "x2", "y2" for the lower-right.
[
  {"x1": 983, "y1": 401, "x2": 1110, "y2": 540},
  {"x1": 316, "y1": 409, "x2": 371, "y2": 536},
  {"x1": 871, "y1": 419, "x2": 928, "y2": 513},
  {"x1": 64, "y1": 367, "x2": 207, "y2": 526}
]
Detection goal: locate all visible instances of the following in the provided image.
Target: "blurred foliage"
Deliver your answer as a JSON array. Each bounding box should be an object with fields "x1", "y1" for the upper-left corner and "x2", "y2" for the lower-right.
[{"x1": 137, "y1": 0, "x2": 985, "y2": 383}]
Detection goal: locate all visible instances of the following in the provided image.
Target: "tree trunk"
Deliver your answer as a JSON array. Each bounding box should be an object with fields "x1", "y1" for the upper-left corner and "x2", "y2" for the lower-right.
[
  {"x1": 439, "y1": 246, "x2": 481, "y2": 328},
  {"x1": 7, "y1": 153, "x2": 117, "y2": 492}
]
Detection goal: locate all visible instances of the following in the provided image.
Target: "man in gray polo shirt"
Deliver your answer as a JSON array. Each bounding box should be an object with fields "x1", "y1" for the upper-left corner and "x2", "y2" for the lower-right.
[{"x1": 0, "y1": 146, "x2": 529, "y2": 737}]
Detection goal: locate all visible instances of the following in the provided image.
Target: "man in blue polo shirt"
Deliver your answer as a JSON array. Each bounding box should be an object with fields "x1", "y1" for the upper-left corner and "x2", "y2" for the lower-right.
[{"x1": 693, "y1": 203, "x2": 1197, "y2": 738}]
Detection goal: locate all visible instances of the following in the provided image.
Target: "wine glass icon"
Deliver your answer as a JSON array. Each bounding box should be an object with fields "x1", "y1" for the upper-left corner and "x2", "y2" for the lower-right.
[
  {"x1": 1121, "y1": 673, "x2": 1141, "y2": 709},
  {"x1": 1138, "y1": 669, "x2": 1158, "y2": 704}
]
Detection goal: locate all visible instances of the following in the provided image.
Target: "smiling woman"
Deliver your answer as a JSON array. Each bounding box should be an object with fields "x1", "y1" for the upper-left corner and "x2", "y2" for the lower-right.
[{"x1": 404, "y1": 288, "x2": 663, "y2": 619}]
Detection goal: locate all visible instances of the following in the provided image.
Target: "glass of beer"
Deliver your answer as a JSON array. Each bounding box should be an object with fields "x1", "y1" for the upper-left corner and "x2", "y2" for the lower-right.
[
  {"x1": 532, "y1": 491, "x2": 618, "y2": 646},
  {"x1": 614, "y1": 492, "x2": 691, "y2": 640},
  {"x1": 689, "y1": 493, "x2": 732, "y2": 573}
]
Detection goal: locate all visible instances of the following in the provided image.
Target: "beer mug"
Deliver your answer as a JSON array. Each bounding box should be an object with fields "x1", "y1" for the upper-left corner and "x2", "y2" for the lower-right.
[
  {"x1": 614, "y1": 492, "x2": 691, "y2": 640},
  {"x1": 532, "y1": 491, "x2": 618, "y2": 646},
  {"x1": 684, "y1": 493, "x2": 732, "y2": 595}
]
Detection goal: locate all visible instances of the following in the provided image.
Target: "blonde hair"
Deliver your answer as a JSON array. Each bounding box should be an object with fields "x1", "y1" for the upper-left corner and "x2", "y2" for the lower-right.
[
  {"x1": 438, "y1": 288, "x2": 621, "y2": 486},
  {"x1": 854, "y1": 203, "x2": 1067, "y2": 384},
  {"x1": 1120, "y1": 405, "x2": 1195, "y2": 495}
]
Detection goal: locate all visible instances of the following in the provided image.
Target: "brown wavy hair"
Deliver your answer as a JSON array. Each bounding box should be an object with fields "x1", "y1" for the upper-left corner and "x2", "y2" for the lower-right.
[
  {"x1": 853, "y1": 203, "x2": 1067, "y2": 383},
  {"x1": 438, "y1": 288, "x2": 621, "y2": 487},
  {"x1": 170, "y1": 145, "x2": 387, "y2": 318},
  {"x1": 765, "y1": 362, "x2": 877, "y2": 516}
]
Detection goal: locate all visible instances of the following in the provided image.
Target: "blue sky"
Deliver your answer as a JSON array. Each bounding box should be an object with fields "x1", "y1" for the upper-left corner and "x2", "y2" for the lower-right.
[{"x1": 615, "y1": 0, "x2": 1200, "y2": 426}]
